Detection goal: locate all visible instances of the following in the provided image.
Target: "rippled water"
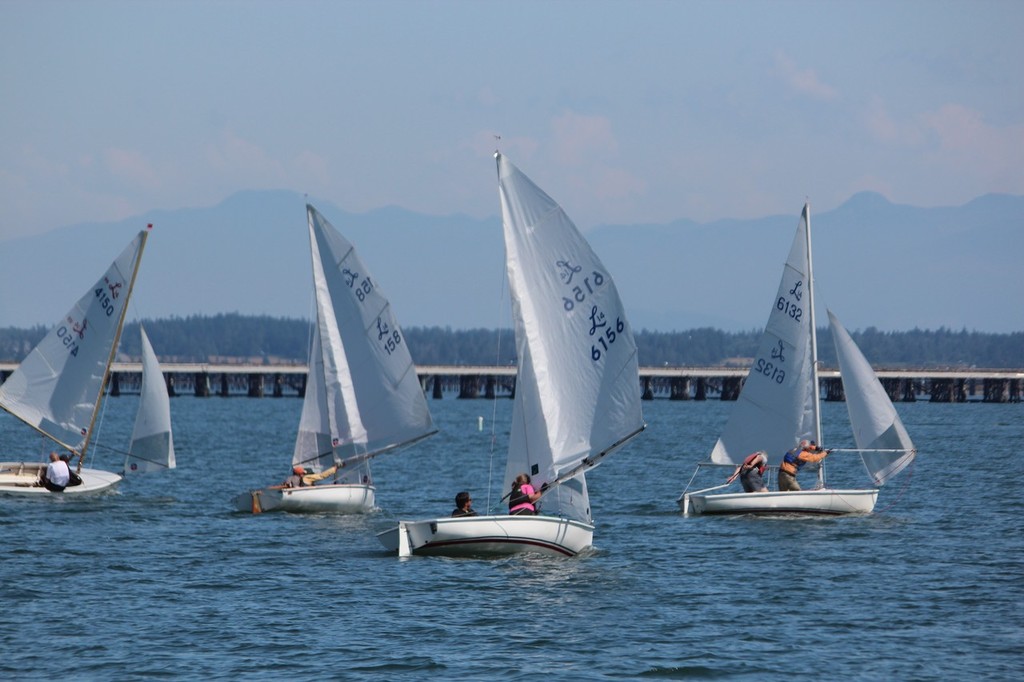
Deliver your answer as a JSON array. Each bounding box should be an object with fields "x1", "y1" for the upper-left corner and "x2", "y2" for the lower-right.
[{"x1": 2, "y1": 395, "x2": 1021, "y2": 680}]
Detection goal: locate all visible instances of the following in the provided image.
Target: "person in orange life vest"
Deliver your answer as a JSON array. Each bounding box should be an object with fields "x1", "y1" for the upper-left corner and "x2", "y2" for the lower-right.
[
  {"x1": 271, "y1": 463, "x2": 340, "y2": 489},
  {"x1": 508, "y1": 473, "x2": 544, "y2": 515},
  {"x1": 270, "y1": 465, "x2": 308, "y2": 489},
  {"x1": 727, "y1": 451, "x2": 769, "y2": 492},
  {"x1": 778, "y1": 440, "x2": 831, "y2": 491}
]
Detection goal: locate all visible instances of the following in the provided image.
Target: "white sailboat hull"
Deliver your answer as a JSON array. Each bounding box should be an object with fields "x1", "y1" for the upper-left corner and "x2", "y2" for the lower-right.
[
  {"x1": 0, "y1": 463, "x2": 122, "y2": 496},
  {"x1": 681, "y1": 488, "x2": 878, "y2": 515},
  {"x1": 377, "y1": 514, "x2": 595, "y2": 558},
  {"x1": 233, "y1": 483, "x2": 375, "y2": 514}
]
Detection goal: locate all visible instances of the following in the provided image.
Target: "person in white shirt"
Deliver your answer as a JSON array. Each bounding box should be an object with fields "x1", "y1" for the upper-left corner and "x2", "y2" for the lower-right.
[{"x1": 42, "y1": 452, "x2": 70, "y2": 493}]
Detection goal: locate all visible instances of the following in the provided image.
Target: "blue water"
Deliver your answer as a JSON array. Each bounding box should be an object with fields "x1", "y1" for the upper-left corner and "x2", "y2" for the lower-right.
[{"x1": 2, "y1": 396, "x2": 1021, "y2": 680}]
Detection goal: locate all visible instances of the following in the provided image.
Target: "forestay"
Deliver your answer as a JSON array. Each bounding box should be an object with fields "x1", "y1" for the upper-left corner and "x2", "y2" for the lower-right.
[
  {"x1": 708, "y1": 205, "x2": 817, "y2": 468},
  {"x1": 0, "y1": 232, "x2": 147, "y2": 457},
  {"x1": 828, "y1": 310, "x2": 916, "y2": 485},
  {"x1": 497, "y1": 153, "x2": 644, "y2": 523}
]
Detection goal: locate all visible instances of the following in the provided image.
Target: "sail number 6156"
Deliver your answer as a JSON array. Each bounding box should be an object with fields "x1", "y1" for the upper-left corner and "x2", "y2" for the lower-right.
[{"x1": 591, "y1": 317, "x2": 625, "y2": 362}]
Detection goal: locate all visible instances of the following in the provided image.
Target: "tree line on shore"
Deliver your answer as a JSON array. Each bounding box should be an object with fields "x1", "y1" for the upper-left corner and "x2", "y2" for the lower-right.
[{"x1": 1, "y1": 313, "x2": 1021, "y2": 369}]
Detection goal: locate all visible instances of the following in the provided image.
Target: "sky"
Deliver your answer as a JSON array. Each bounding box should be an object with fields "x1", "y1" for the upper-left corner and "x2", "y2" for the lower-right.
[{"x1": 1, "y1": 0, "x2": 1022, "y2": 241}]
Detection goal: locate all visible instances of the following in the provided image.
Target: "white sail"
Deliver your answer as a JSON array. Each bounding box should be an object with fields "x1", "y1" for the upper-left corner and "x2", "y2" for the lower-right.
[
  {"x1": 295, "y1": 205, "x2": 435, "y2": 473},
  {"x1": 709, "y1": 204, "x2": 816, "y2": 467},
  {"x1": 828, "y1": 310, "x2": 916, "y2": 485},
  {"x1": 497, "y1": 153, "x2": 644, "y2": 522},
  {"x1": 0, "y1": 231, "x2": 147, "y2": 457},
  {"x1": 293, "y1": 318, "x2": 336, "y2": 471},
  {"x1": 125, "y1": 327, "x2": 175, "y2": 475}
]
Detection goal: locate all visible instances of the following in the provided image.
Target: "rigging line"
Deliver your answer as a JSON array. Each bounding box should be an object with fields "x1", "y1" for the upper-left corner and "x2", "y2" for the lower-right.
[
  {"x1": 485, "y1": 218, "x2": 511, "y2": 513},
  {"x1": 87, "y1": 438, "x2": 169, "y2": 469},
  {"x1": 88, "y1": 440, "x2": 130, "y2": 458},
  {"x1": 533, "y1": 424, "x2": 648, "y2": 504},
  {"x1": 828, "y1": 448, "x2": 914, "y2": 453},
  {"x1": 874, "y1": 457, "x2": 915, "y2": 513},
  {"x1": 121, "y1": 452, "x2": 171, "y2": 469}
]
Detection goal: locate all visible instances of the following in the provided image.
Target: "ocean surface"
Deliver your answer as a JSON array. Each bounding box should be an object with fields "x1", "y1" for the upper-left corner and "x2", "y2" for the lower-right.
[{"x1": 1, "y1": 394, "x2": 1021, "y2": 681}]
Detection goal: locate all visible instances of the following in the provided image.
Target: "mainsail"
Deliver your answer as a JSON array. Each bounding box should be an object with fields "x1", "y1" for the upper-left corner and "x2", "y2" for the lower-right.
[
  {"x1": 293, "y1": 205, "x2": 435, "y2": 473},
  {"x1": 0, "y1": 231, "x2": 147, "y2": 458},
  {"x1": 125, "y1": 326, "x2": 175, "y2": 474},
  {"x1": 828, "y1": 310, "x2": 916, "y2": 485},
  {"x1": 709, "y1": 204, "x2": 817, "y2": 467},
  {"x1": 496, "y1": 153, "x2": 644, "y2": 522}
]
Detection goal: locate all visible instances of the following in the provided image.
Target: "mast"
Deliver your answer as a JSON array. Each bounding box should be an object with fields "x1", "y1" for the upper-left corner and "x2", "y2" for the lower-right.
[
  {"x1": 803, "y1": 203, "x2": 825, "y2": 487},
  {"x1": 78, "y1": 228, "x2": 149, "y2": 470}
]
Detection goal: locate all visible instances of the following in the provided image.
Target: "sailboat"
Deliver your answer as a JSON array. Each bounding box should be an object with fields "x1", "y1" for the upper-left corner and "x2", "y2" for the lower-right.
[
  {"x1": 679, "y1": 204, "x2": 916, "y2": 515},
  {"x1": 377, "y1": 152, "x2": 645, "y2": 557},
  {"x1": 123, "y1": 327, "x2": 175, "y2": 475},
  {"x1": 233, "y1": 204, "x2": 436, "y2": 514},
  {"x1": 0, "y1": 229, "x2": 149, "y2": 495}
]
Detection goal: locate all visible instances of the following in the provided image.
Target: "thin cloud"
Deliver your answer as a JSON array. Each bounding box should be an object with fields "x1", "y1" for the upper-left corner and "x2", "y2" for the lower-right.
[
  {"x1": 551, "y1": 110, "x2": 618, "y2": 165},
  {"x1": 863, "y1": 95, "x2": 924, "y2": 146},
  {"x1": 103, "y1": 148, "x2": 160, "y2": 189},
  {"x1": 205, "y1": 131, "x2": 284, "y2": 179},
  {"x1": 922, "y1": 103, "x2": 1024, "y2": 192},
  {"x1": 774, "y1": 52, "x2": 839, "y2": 101}
]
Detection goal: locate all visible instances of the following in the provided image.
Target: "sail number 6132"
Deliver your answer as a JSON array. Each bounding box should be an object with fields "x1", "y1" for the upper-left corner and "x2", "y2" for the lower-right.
[
  {"x1": 754, "y1": 358, "x2": 785, "y2": 384},
  {"x1": 776, "y1": 296, "x2": 802, "y2": 322}
]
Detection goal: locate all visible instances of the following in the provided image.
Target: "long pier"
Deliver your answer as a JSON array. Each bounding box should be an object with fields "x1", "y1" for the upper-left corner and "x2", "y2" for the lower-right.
[{"x1": 1, "y1": 363, "x2": 1020, "y2": 403}]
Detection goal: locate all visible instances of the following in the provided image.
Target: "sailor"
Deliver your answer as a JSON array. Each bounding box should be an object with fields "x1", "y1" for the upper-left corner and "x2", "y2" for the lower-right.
[
  {"x1": 451, "y1": 491, "x2": 478, "y2": 517},
  {"x1": 728, "y1": 451, "x2": 769, "y2": 492},
  {"x1": 508, "y1": 473, "x2": 542, "y2": 515},
  {"x1": 41, "y1": 452, "x2": 70, "y2": 493},
  {"x1": 778, "y1": 440, "x2": 831, "y2": 491},
  {"x1": 272, "y1": 465, "x2": 309, "y2": 489}
]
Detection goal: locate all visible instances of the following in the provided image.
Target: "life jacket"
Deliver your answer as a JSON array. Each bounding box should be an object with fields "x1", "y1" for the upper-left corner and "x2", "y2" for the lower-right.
[
  {"x1": 780, "y1": 448, "x2": 801, "y2": 475},
  {"x1": 508, "y1": 483, "x2": 534, "y2": 513},
  {"x1": 742, "y1": 452, "x2": 766, "y2": 474}
]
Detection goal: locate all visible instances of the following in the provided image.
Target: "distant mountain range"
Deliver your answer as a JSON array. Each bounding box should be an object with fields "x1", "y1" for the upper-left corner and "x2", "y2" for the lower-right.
[{"x1": 1, "y1": 190, "x2": 1022, "y2": 333}]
